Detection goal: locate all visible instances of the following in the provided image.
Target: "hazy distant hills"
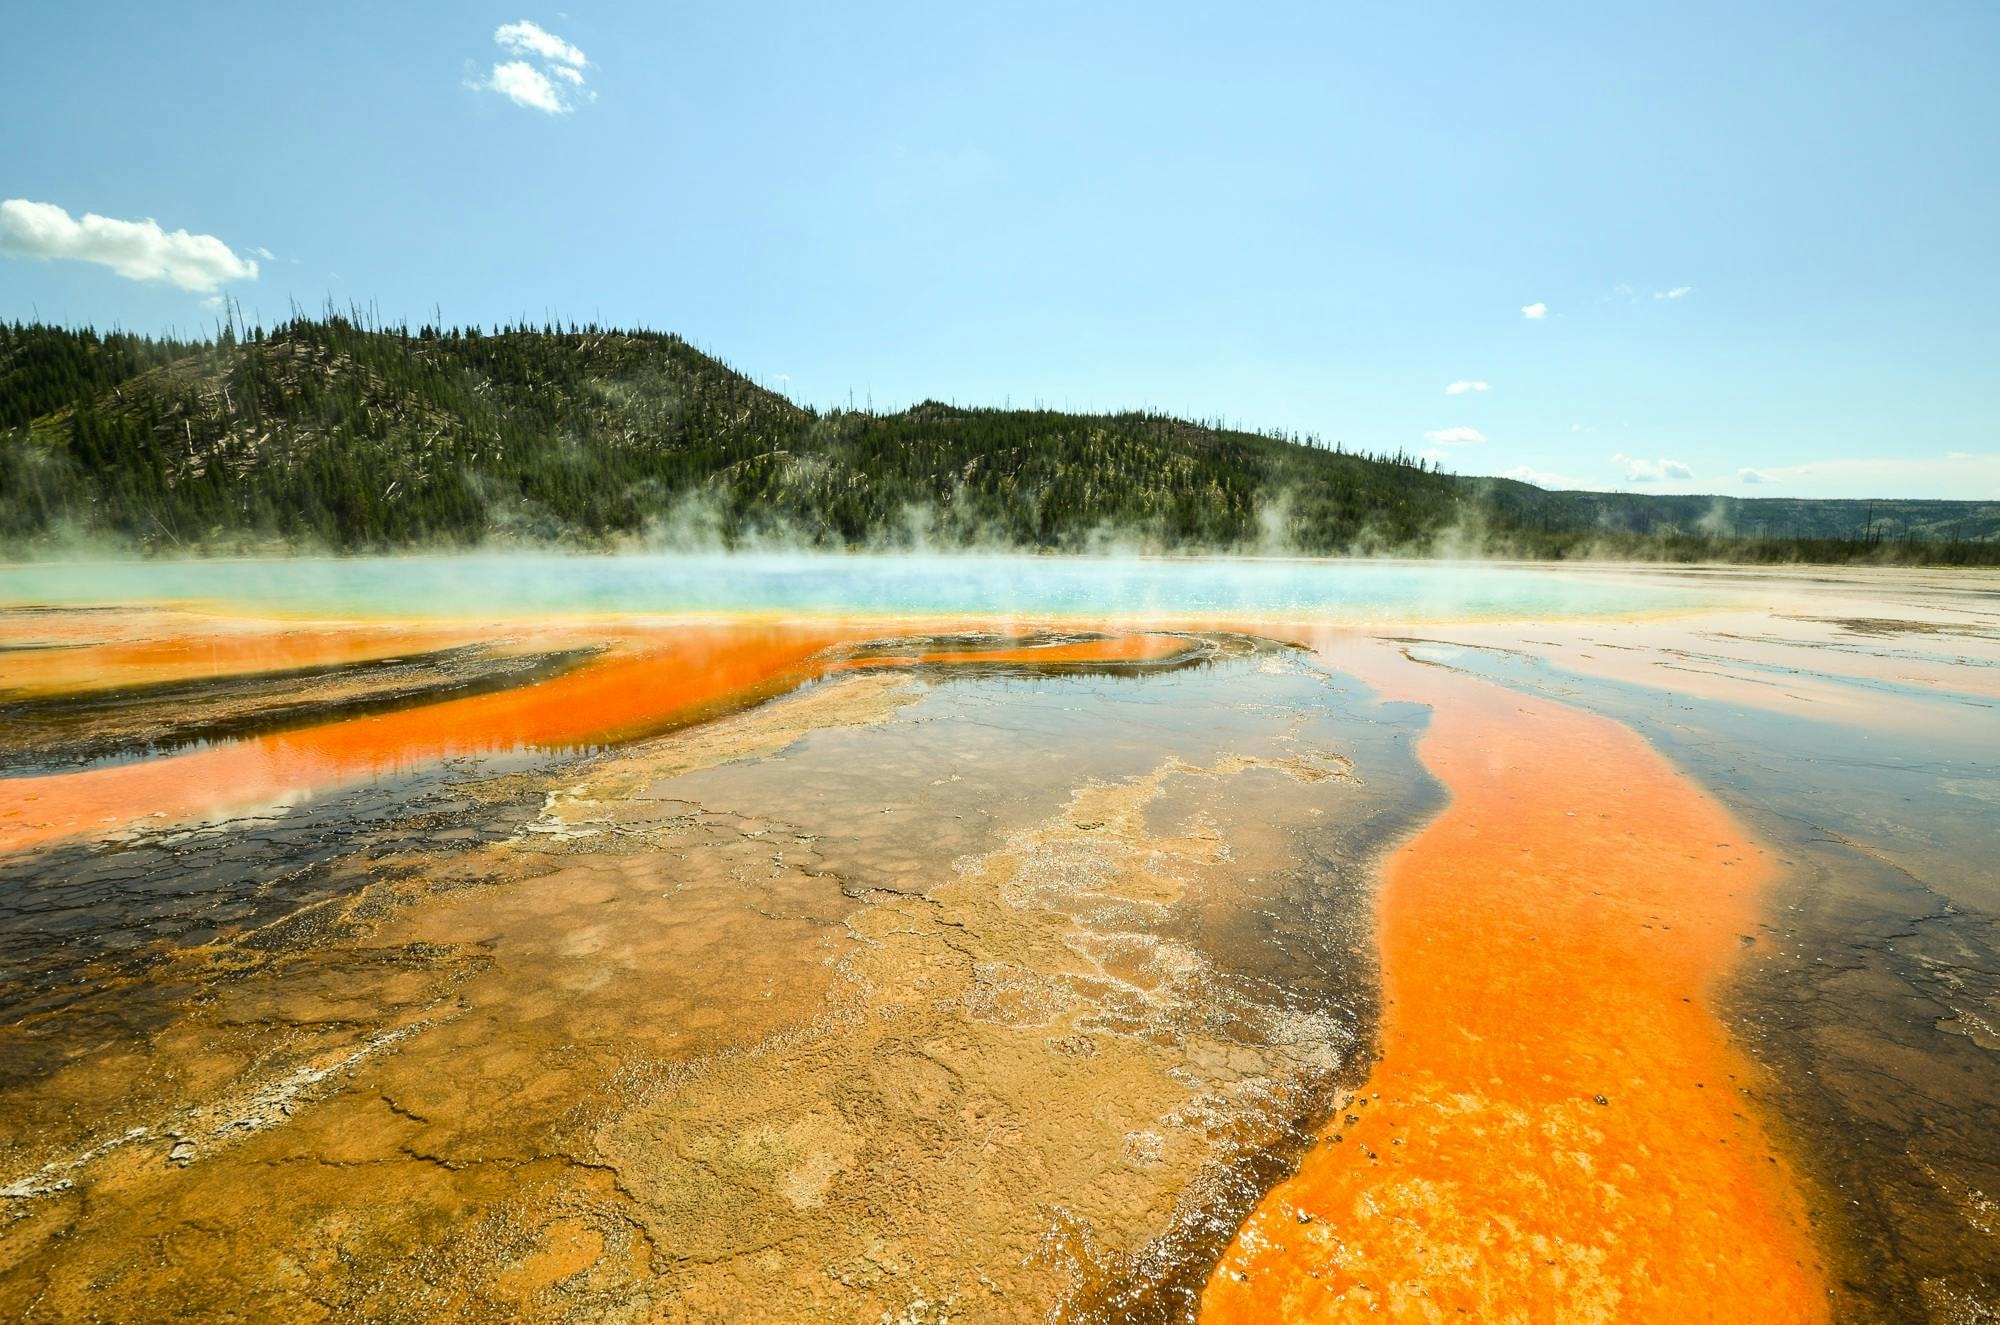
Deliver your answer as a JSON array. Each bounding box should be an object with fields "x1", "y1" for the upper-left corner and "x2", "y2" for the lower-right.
[
  {"x1": 2, "y1": 319, "x2": 1994, "y2": 562},
  {"x1": 1474, "y1": 479, "x2": 2000, "y2": 546}
]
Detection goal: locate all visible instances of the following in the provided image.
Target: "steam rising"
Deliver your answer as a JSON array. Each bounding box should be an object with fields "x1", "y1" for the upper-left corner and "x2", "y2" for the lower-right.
[{"x1": 0, "y1": 552, "x2": 1705, "y2": 629}]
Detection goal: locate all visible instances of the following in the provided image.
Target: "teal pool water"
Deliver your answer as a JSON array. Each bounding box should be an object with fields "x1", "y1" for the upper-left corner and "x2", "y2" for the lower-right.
[{"x1": 0, "y1": 554, "x2": 1710, "y2": 623}]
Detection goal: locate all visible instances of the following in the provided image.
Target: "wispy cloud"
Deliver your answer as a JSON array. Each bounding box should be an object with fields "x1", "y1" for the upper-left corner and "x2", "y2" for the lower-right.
[
  {"x1": 1444, "y1": 379, "x2": 1490, "y2": 396},
  {"x1": 495, "y1": 19, "x2": 586, "y2": 67},
  {"x1": 1654, "y1": 285, "x2": 1693, "y2": 300},
  {"x1": 1616, "y1": 453, "x2": 1695, "y2": 483},
  {"x1": 0, "y1": 198, "x2": 258, "y2": 293},
  {"x1": 1424, "y1": 426, "x2": 1487, "y2": 445},
  {"x1": 477, "y1": 19, "x2": 592, "y2": 114},
  {"x1": 1738, "y1": 467, "x2": 1771, "y2": 484},
  {"x1": 1520, "y1": 301, "x2": 1548, "y2": 320}
]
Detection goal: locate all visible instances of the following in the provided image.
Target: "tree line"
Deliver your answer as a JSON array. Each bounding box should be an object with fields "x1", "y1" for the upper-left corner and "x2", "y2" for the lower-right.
[{"x1": 2, "y1": 317, "x2": 1994, "y2": 565}]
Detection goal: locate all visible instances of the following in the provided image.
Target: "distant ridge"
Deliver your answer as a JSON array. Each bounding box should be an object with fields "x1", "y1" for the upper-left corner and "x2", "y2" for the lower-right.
[{"x1": 2, "y1": 319, "x2": 1995, "y2": 564}]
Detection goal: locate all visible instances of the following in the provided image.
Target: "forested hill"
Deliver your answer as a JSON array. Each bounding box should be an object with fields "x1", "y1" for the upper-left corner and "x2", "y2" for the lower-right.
[{"x1": 2, "y1": 318, "x2": 1995, "y2": 563}]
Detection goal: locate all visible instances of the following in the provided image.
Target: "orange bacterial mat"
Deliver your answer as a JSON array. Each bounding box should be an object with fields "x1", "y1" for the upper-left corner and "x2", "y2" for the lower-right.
[
  {"x1": 0, "y1": 623, "x2": 1195, "y2": 855},
  {"x1": 1199, "y1": 639, "x2": 1830, "y2": 1324}
]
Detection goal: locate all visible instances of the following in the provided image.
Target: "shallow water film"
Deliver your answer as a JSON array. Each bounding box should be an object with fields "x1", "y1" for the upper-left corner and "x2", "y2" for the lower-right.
[{"x1": 1, "y1": 556, "x2": 1995, "y2": 1324}]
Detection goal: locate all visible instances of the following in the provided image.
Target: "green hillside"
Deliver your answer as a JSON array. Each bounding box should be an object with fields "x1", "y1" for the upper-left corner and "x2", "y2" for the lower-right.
[{"x1": 2, "y1": 318, "x2": 1994, "y2": 564}]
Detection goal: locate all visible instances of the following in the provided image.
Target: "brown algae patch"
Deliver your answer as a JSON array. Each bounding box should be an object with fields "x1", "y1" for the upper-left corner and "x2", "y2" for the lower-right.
[
  {"x1": 0, "y1": 706, "x2": 881, "y2": 1319},
  {"x1": 584, "y1": 742, "x2": 1364, "y2": 1322}
]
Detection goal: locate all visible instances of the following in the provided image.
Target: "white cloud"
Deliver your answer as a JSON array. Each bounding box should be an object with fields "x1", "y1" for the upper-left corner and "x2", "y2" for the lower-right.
[
  {"x1": 496, "y1": 19, "x2": 586, "y2": 68},
  {"x1": 252, "y1": 245, "x2": 275, "y2": 260},
  {"x1": 1521, "y1": 301, "x2": 1548, "y2": 320},
  {"x1": 0, "y1": 198, "x2": 258, "y2": 293},
  {"x1": 477, "y1": 20, "x2": 592, "y2": 114},
  {"x1": 1424, "y1": 426, "x2": 1487, "y2": 445},
  {"x1": 1655, "y1": 285, "x2": 1693, "y2": 300},
  {"x1": 1616, "y1": 453, "x2": 1695, "y2": 483},
  {"x1": 485, "y1": 60, "x2": 568, "y2": 113},
  {"x1": 1738, "y1": 467, "x2": 1771, "y2": 484},
  {"x1": 1497, "y1": 465, "x2": 1579, "y2": 489},
  {"x1": 1444, "y1": 379, "x2": 1490, "y2": 396}
]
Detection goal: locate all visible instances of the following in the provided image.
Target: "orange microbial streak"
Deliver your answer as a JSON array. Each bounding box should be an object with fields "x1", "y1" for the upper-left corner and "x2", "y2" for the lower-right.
[
  {"x1": 0, "y1": 624, "x2": 1196, "y2": 855},
  {"x1": 0, "y1": 624, "x2": 847, "y2": 854},
  {"x1": 0, "y1": 617, "x2": 500, "y2": 697},
  {"x1": 1200, "y1": 641, "x2": 1830, "y2": 1324}
]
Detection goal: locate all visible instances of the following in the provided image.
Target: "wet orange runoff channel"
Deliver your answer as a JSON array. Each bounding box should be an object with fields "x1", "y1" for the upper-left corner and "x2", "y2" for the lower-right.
[
  {"x1": 1198, "y1": 635, "x2": 1829, "y2": 1323},
  {"x1": 0, "y1": 621, "x2": 1188, "y2": 855}
]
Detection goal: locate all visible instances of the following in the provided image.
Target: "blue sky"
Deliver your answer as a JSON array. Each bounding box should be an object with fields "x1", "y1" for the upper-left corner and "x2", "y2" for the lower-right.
[{"x1": 3, "y1": 1, "x2": 1996, "y2": 498}]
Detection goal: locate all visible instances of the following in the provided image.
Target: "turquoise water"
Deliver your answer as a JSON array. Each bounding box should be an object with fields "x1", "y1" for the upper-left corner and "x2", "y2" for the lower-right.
[{"x1": 0, "y1": 554, "x2": 1708, "y2": 623}]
